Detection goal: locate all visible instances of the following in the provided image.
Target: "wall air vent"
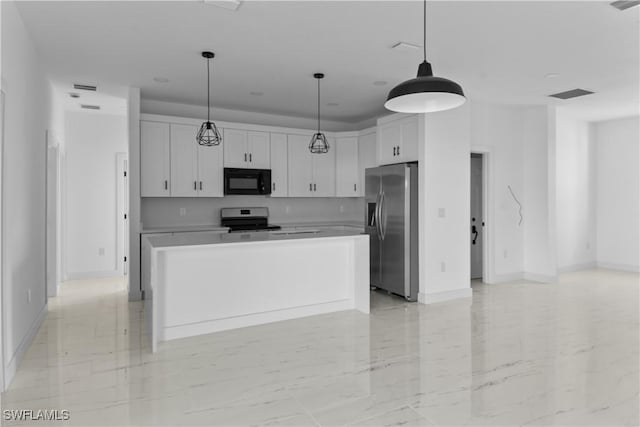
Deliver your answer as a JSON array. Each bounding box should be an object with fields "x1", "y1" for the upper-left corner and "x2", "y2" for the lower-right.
[
  {"x1": 73, "y1": 83, "x2": 97, "y2": 91},
  {"x1": 548, "y1": 89, "x2": 594, "y2": 100},
  {"x1": 610, "y1": 1, "x2": 640, "y2": 11},
  {"x1": 80, "y1": 104, "x2": 100, "y2": 110}
]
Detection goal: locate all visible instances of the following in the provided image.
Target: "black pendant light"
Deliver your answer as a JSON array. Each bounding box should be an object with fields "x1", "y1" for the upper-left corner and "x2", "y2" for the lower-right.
[
  {"x1": 385, "y1": 0, "x2": 465, "y2": 113},
  {"x1": 309, "y1": 73, "x2": 329, "y2": 154},
  {"x1": 196, "y1": 51, "x2": 222, "y2": 146}
]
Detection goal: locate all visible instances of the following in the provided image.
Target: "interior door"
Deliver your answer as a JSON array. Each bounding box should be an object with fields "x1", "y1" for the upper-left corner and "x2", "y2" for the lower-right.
[
  {"x1": 311, "y1": 138, "x2": 336, "y2": 197},
  {"x1": 170, "y1": 124, "x2": 198, "y2": 197},
  {"x1": 287, "y1": 134, "x2": 313, "y2": 197},
  {"x1": 365, "y1": 167, "x2": 381, "y2": 287},
  {"x1": 470, "y1": 155, "x2": 483, "y2": 279},
  {"x1": 198, "y1": 132, "x2": 224, "y2": 197},
  {"x1": 247, "y1": 131, "x2": 270, "y2": 169},
  {"x1": 380, "y1": 163, "x2": 407, "y2": 296}
]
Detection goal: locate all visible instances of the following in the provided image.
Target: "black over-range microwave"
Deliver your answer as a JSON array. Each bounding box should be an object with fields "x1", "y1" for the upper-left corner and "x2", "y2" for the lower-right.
[{"x1": 223, "y1": 168, "x2": 272, "y2": 195}]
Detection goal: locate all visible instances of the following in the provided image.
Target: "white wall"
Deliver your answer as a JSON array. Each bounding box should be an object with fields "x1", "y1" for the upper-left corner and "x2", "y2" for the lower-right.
[
  {"x1": 1, "y1": 1, "x2": 51, "y2": 387},
  {"x1": 522, "y1": 107, "x2": 557, "y2": 281},
  {"x1": 555, "y1": 110, "x2": 597, "y2": 272},
  {"x1": 595, "y1": 116, "x2": 640, "y2": 272},
  {"x1": 64, "y1": 112, "x2": 127, "y2": 279},
  {"x1": 418, "y1": 103, "x2": 472, "y2": 302}
]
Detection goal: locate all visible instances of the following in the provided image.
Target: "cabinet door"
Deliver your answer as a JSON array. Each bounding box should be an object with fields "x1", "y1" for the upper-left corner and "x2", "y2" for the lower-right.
[
  {"x1": 287, "y1": 134, "x2": 313, "y2": 197},
  {"x1": 197, "y1": 131, "x2": 224, "y2": 197},
  {"x1": 312, "y1": 137, "x2": 336, "y2": 197},
  {"x1": 140, "y1": 121, "x2": 171, "y2": 197},
  {"x1": 223, "y1": 129, "x2": 248, "y2": 168},
  {"x1": 170, "y1": 124, "x2": 198, "y2": 197},
  {"x1": 378, "y1": 122, "x2": 402, "y2": 165},
  {"x1": 399, "y1": 116, "x2": 418, "y2": 162},
  {"x1": 247, "y1": 131, "x2": 270, "y2": 169},
  {"x1": 336, "y1": 137, "x2": 359, "y2": 197},
  {"x1": 358, "y1": 132, "x2": 377, "y2": 196},
  {"x1": 270, "y1": 133, "x2": 288, "y2": 197}
]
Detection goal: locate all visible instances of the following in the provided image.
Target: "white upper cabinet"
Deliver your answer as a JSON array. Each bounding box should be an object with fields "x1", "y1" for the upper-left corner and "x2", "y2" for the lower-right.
[
  {"x1": 357, "y1": 132, "x2": 377, "y2": 196},
  {"x1": 223, "y1": 129, "x2": 270, "y2": 169},
  {"x1": 336, "y1": 137, "x2": 359, "y2": 197},
  {"x1": 287, "y1": 134, "x2": 336, "y2": 197},
  {"x1": 270, "y1": 133, "x2": 288, "y2": 197},
  {"x1": 197, "y1": 139, "x2": 224, "y2": 197},
  {"x1": 170, "y1": 124, "x2": 199, "y2": 197},
  {"x1": 141, "y1": 121, "x2": 171, "y2": 197},
  {"x1": 377, "y1": 115, "x2": 419, "y2": 165}
]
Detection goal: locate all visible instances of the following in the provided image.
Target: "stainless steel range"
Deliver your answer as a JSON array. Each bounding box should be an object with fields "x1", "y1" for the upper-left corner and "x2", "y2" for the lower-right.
[{"x1": 220, "y1": 207, "x2": 281, "y2": 233}]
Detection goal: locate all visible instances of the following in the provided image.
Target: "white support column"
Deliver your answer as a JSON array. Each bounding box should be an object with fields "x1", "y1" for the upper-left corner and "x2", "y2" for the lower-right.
[{"x1": 128, "y1": 87, "x2": 142, "y2": 300}]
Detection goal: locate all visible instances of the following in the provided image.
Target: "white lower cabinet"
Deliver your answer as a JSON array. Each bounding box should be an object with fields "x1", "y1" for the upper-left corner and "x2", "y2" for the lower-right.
[
  {"x1": 270, "y1": 133, "x2": 288, "y2": 196},
  {"x1": 287, "y1": 134, "x2": 335, "y2": 197},
  {"x1": 336, "y1": 137, "x2": 359, "y2": 197}
]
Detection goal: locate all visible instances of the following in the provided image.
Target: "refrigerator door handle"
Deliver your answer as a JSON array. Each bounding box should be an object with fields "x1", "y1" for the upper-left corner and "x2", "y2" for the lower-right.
[
  {"x1": 380, "y1": 191, "x2": 387, "y2": 240},
  {"x1": 375, "y1": 192, "x2": 382, "y2": 240}
]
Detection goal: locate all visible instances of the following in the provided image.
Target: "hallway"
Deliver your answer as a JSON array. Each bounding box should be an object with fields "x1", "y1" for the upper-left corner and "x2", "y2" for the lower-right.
[{"x1": 1, "y1": 270, "x2": 638, "y2": 426}]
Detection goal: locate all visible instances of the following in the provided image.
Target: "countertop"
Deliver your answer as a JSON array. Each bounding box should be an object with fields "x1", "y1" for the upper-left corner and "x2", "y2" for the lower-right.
[
  {"x1": 146, "y1": 229, "x2": 367, "y2": 249},
  {"x1": 141, "y1": 221, "x2": 364, "y2": 234}
]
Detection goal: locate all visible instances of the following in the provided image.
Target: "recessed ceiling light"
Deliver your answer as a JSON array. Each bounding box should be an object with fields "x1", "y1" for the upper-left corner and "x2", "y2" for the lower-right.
[
  {"x1": 545, "y1": 73, "x2": 560, "y2": 79},
  {"x1": 69, "y1": 92, "x2": 80, "y2": 98},
  {"x1": 249, "y1": 91, "x2": 264, "y2": 96},
  {"x1": 153, "y1": 77, "x2": 169, "y2": 83},
  {"x1": 373, "y1": 81, "x2": 388, "y2": 86},
  {"x1": 327, "y1": 102, "x2": 339, "y2": 107}
]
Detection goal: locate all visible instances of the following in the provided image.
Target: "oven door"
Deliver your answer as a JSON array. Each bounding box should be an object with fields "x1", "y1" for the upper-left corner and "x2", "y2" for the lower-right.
[{"x1": 224, "y1": 168, "x2": 272, "y2": 195}]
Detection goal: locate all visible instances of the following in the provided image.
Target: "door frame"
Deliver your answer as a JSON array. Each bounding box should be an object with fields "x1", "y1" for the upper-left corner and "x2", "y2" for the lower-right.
[
  {"x1": 116, "y1": 153, "x2": 129, "y2": 281},
  {"x1": 0, "y1": 83, "x2": 6, "y2": 391},
  {"x1": 470, "y1": 146, "x2": 495, "y2": 284},
  {"x1": 46, "y1": 140, "x2": 61, "y2": 298}
]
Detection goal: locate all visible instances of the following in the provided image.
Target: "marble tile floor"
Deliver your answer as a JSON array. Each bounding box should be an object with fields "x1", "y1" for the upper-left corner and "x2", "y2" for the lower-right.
[{"x1": 0, "y1": 269, "x2": 638, "y2": 426}]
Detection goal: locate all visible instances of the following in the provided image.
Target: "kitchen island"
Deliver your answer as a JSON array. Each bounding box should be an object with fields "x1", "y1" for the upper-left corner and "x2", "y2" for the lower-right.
[{"x1": 145, "y1": 230, "x2": 369, "y2": 351}]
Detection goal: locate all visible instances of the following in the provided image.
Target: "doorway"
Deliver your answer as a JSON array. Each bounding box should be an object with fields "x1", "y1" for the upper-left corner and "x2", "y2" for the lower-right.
[
  {"x1": 470, "y1": 153, "x2": 484, "y2": 280},
  {"x1": 116, "y1": 153, "x2": 129, "y2": 279}
]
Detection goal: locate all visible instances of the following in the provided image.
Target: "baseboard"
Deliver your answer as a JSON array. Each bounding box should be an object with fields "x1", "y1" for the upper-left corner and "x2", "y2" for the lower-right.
[
  {"x1": 418, "y1": 287, "x2": 472, "y2": 304},
  {"x1": 523, "y1": 272, "x2": 557, "y2": 283},
  {"x1": 65, "y1": 270, "x2": 120, "y2": 281},
  {"x1": 558, "y1": 262, "x2": 597, "y2": 273},
  {"x1": 488, "y1": 272, "x2": 524, "y2": 284},
  {"x1": 596, "y1": 262, "x2": 640, "y2": 273},
  {"x1": 3, "y1": 303, "x2": 47, "y2": 391}
]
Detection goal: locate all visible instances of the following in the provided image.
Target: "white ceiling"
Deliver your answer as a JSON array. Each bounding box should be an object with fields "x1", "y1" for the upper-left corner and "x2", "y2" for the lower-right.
[{"x1": 15, "y1": 1, "x2": 640, "y2": 125}]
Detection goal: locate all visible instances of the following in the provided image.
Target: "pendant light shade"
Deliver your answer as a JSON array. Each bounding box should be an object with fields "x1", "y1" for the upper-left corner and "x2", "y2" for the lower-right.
[
  {"x1": 309, "y1": 73, "x2": 329, "y2": 154},
  {"x1": 385, "y1": 0, "x2": 465, "y2": 114},
  {"x1": 197, "y1": 51, "x2": 222, "y2": 147}
]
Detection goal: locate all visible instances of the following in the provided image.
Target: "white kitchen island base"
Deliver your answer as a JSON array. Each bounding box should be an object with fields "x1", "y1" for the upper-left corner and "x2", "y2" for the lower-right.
[{"x1": 146, "y1": 232, "x2": 369, "y2": 351}]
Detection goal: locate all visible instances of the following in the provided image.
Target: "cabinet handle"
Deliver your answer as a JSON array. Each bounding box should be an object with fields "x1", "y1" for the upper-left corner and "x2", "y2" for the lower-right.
[
  {"x1": 314, "y1": 183, "x2": 317, "y2": 192},
  {"x1": 397, "y1": 145, "x2": 400, "y2": 156},
  {"x1": 200, "y1": 181, "x2": 203, "y2": 190},
  {"x1": 244, "y1": 153, "x2": 247, "y2": 162},
  {"x1": 354, "y1": 183, "x2": 357, "y2": 192},
  {"x1": 249, "y1": 153, "x2": 252, "y2": 162},
  {"x1": 393, "y1": 147, "x2": 396, "y2": 156},
  {"x1": 164, "y1": 180, "x2": 168, "y2": 190},
  {"x1": 309, "y1": 183, "x2": 312, "y2": 192},
  {"x1": 273, "y1": 182, "x2": 276, "y2": 191},
  {"x1": 194, "y1": 181, "x2": 197, "y2": 190}
]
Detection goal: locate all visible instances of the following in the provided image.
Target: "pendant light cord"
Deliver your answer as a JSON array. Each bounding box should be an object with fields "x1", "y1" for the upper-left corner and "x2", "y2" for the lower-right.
[
  {"x1": 206, "y1": 58, "x2": 211, "y2": 122},
  {"x1": 423, "y1": 0, "x2": 427, "y2": 61},
  {"x1": 317, "y1": 78, "x2": 321, "y2": 133}
]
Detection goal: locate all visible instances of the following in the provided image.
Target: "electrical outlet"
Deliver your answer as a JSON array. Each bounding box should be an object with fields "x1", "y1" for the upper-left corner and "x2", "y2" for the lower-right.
[
  {"x1": 503, "y1": 249, "x2": 508, "y2": 259},
  {"x1": 438, "y1": 208, "x2": 446, "y2": 218},
  {"x1": 440, "y1": 262, "x2": 446, "y2": 272},
  {"x1": 179, "y1": 208, "x2": 186, "y2": 217},
  {"x1": 27, "y1": 288, "x2": 31, "y2": 303},
  {"x1": 98, "y1": 247, "x2": 105, "y2": 256}
]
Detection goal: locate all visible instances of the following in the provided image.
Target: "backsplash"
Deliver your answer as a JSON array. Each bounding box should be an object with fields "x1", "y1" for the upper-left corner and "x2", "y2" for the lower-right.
[{"x1": 141, "y1": 197, "x2": 365, "y2": 229}]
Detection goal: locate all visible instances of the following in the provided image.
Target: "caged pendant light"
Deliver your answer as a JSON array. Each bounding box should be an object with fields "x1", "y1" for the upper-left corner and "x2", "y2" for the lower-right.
[
  {"x1": 196, "y1": 51, "x2": 222, "y2": 146},
  {"x1": 385, "y1": 0, "x2": 465, "y2": 113},
  {"x1": 309, "y1": 73, "x2": 329, "y2": 154}
]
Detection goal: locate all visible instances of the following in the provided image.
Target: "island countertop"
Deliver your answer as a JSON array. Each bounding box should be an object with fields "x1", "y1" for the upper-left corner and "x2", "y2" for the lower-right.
[{"x1": 145, "y1": 229, "x2": 366, "y2": 249}]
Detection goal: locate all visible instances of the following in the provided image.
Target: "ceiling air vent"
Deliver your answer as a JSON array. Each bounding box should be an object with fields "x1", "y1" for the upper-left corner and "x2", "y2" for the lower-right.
[
  {"x1": 548, "y1": 89, "x2": 594, "y2": 100},
  {"x1": 73, "y1": 83, "x2": 97, "y2": 91},
  {"x1": 80, "y1": 104, "x2": 100, "y2": 110},
  {"x1": 610, "y1": 1, "x2": 640, "y2": 11}
]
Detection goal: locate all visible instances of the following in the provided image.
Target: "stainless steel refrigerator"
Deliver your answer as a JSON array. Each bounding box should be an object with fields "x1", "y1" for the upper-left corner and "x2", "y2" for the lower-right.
[{"x1": 365, "y1": 163, "x2": 419, "y2": 301}]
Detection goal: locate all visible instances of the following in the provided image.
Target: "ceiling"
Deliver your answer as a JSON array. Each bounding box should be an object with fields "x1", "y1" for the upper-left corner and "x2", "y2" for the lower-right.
[{"x1": 15, "y1": 1, "x2": 640, "y2": 124}]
